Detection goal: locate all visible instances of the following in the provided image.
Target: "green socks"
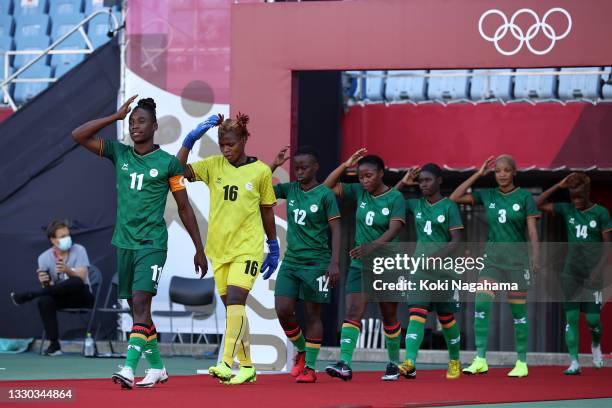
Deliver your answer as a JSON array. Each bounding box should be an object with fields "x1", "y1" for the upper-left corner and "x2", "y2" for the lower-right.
[
  {"x1": 143, "y1": 324, "x2": 163, "y2": 369},
  {"x1": 565, "y1": 309, "x2": 580, "y2": 360},
  {"x1": 585, "y1": 313, "x2": 602, "y2": 346},
  {"x1": 339, "y1": 320, "x2": 361, "y2": 367},
  {"x1": 474, "y1": 292, "x2": 493, "y2": 358},
  {"x1": 305, "y1": 337, "x2": 322, "y2": 369},
  {"x1": 405, "y1": 308, "x2": 427, "y2": 362},
  {"x1": 438, "y1": 314, "x2": 461, "y2": 360},
  {"x1": 284, "y1": 325, "x2": 306, "y2": 353},
  {"x1": 384, "y1": 321, "x2": 401, "y2": 364},
  {"x1": 125, "y1": 323, "x2": 148, "y2": 371},
  {"x1": 509, "y1": 301, "x2": 529, "y2": 361}
]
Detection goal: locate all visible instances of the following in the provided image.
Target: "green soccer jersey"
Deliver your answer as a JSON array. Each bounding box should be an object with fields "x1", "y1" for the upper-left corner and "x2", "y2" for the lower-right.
[
  {"x1": 101, "y1": 140, "x2": 184, "y2": 250},
  {"x1": 274, "y1": 182, "x2": 340, "y2": 265},
  {"x1": 554, "y1": 202, "x2": 612, "y2": 276},
  {"x1": 472, "y1": 187, "x2": 540, "y2": 270},
  {"x1": 340, "y1": 183, "x2": 406, "y2": 266},
  {"x1": 407, "y1": 197, "x2": 463, "y2": 256}
]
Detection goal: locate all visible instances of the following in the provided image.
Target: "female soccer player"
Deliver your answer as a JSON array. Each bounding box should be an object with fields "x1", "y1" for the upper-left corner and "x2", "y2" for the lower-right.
[
  {"x1": 536, "y1": 172, "x2": 611, "y2": 375},
  {"x1": 395, "y1": 164, "x2": 463, "y2": 380},
  {"x1": 323, "y1": 149, "x2": 406, "y2": 381},
  {"x1": 72, "y1": 96, "x2": 207, "y2": 389},
  {"x1": 450, "y1": 155, "x2": 539, "y2": 378},
  {"x1": 269, "y1": 146, "x2": 342, "y2": 383},
  {"x1": 178, "y1": 113, "x2": 279, "y2": 385}
]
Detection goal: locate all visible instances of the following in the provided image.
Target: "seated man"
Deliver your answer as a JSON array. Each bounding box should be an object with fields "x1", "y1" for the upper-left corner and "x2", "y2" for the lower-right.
[{"x1": 11, "y1": 220, "x2": 94, "y2": 356}]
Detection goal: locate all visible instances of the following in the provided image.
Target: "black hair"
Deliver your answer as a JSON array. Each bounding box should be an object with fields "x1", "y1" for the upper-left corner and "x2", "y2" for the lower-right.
[
  {"x1": 46, "y1": 219, "x2": 70, "y2": 239},
  {"x1": 135, "y1": 98, "x2": 157, "y2": 122},
  {"x1": 294, "y1": 146, "x2": 319, "y2": 163},
  {"x1": 420, "y1": 163, "x2": 442, "y2": 178},
  {"x1": 358, "y1": 155, "x2": 385, "y2": 171}
]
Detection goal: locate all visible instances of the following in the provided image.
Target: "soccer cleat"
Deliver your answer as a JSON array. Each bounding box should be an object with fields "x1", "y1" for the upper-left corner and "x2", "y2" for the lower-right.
[
  {"x1": 381, "y1": 362, "x2": 400, "y2": 381},
  {"x1": 112, "y1": 366, "x2": 134, "y2": 389},
  {"x1": 446, "y1": 359, "x2": 461, "y2": 380},
  {"x1": 136, "y1": 367, "x2": 169, "y2": 387},
  {"x1": 507, "y1": 360, "x2": 528, "y2": 378},
  {"x1": 463, "y1": 356, "x2": 488, "y2": 375},
  {"x1": 592, "y1": 344, "x2": 604, "y2": 369},
  {"x1": 325, "y1": 361, "x2": 353, "y2": 381},
  {"x1": 226, "y1": 366, "x2": 256, "y2": 385},
  {"x1": 43, "y1": 342, "x2": 62, "y2": 357},
  {"x1": 209, "y1": 361, "x2": 233, "y2": 381},
  {"x1": 296, "y1": 367, "x2": 317, "y2": 383},
  {"x1": 290, "y1": 351, "x2": 306, "y2": 377},
  {"x1": 398, "y1": 359, "x2": 416, "y2": 379},
  {"x1": 564, "y1": 360, "x2": 581, "y2": 375}
]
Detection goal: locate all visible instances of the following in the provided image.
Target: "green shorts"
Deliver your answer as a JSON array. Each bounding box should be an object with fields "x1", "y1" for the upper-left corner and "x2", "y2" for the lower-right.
[
  {"x1": 274, "y1": 262, "x2": 330, "y2": 303},
  {"x1": 561, "y1": 274, "x2": 603, "y2": 313},
  {"x1": 408, "y1": 288, "x2": 460, "y2": 314},
  {"x1": 479, "y1": 265, "x2": 531, "y2": 291},
  {"x1": 117, "y1": 248, "x2": 167, "y2": 299},
  {"x1": 346, "y1": 264, "x2": 363, "y2": 294}
]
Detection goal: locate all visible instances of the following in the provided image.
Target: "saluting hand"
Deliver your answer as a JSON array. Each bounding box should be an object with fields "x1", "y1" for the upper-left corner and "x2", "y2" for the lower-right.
[
  {"x1": 115, "y1": 95, "x2": 138, "y2": 120},
  {"x1": 273, "y1": 146, "x2": 290, "y2": 168},
  {"x1": 344, "y1": 148, "x2": 367, "y2": 168},
  {"x1": 476, "y1": 156, "x2": 495, "y2": 177}
]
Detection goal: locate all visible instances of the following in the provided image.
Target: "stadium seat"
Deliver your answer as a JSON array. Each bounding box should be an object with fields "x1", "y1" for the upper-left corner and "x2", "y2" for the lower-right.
[
  {"x1": 0, "y1": 36, "x2": 15, "y2": 77},
  {"x1": 49, "y1": 0, "x2": 83, "y2": 16},
  {"x1": 470, "y1": 69, "x2": 514, "y2": 101},
  {"x1": 53, "y1": 58, "x2": 77, "y2": 76},
  {"x1": 558, "y1": 67, "x2": 601, "y2": 99},
  {"x1": 14, "y1": 0, "x2": 49, "y2": 15},
  {"x1": 51, "y1": 14, "x2": 85, "y2": 41},
  {"x1": 13, "y1": 63, "x2": 53, "y2": 104},
  {"x1": 87, "y1": 12, "x2": 118, "y2": 47},
  {"x1": 0, "y1": 0, "x2": 14, "y2": 15},
  {"x1": 364, "y1": 70, "x2": 385, "y2": 102},
  {"x1": 14, "y1": 35, "x2": 50, "y2": 68},
  {"x1": 344, "y1": 70, "x2": 364, "y2": 100},
  {"x1": 85, "y1": 0, "x2": 119, "y2": 15},
  {"x1": 14, "y1": 14, "x2": 50, "y2": 41},
  {"x1": 0, "y1": 16, "x2": 15, "y2": 38},
  {"x1": 427, "y1": 69, "x2": 471, "y2": 100},
  {"x1": 514, "y1": 68, "x2": 558, "y2": 99},
  {"x1": 384, "y1": 70, "x2": 427, "y2": 102},
  {"x1": 601, "y1": 67, "x2": 612, "y2": 99}
]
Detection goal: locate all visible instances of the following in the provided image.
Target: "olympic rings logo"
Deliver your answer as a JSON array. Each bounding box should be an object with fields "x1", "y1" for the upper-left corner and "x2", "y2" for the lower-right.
[{"x1": 478, "y1": 8, "x2": 572, "y2": 56}]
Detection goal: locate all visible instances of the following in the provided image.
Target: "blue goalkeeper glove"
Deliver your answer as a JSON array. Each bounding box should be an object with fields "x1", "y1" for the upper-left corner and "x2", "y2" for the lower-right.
[
  {"x1": 261, "y1": 239, "x2": 280, "y2": 280},
  {"x1": 182, "y1": 114, "x2": 224, "y2": 150}
]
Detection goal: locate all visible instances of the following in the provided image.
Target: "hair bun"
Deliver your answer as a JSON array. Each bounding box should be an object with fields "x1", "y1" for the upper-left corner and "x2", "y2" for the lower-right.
[
  {"x1": 236, "y1": 112, "x2": 249, "y2": 127},
  {"x1": 138, "y1": 98, "x2": 156, "y2": 110}
]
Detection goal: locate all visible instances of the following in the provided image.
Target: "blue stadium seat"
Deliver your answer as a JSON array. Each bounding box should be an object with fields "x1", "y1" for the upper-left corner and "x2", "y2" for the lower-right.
[
  {"x1": 514, "y1": 68, "x2": 558, "y2": 99},
  {"x1": 0, "y1": 0, "x2": 14, "y2": 15},
  {"x1": 364, "y1": 70, "x2": 385, "y2": 102},
  {"x1": 14, "y1": 0, "x2": 49, "y2": 15},
  {"x1": 50, "y1": 0, "x2": 83, "y2": 16},
  {"x1": 15, "y1": 14, "x2": 50, "y2": 41},
  {"x1": 470, "y1": 69, "x2": 514, "y2": 101},
  {"x1": 14, "y1": 35, "x2": 50, "y2": 68},
  {"x1": 85, "y1": 0, "x2": 119, "y2": 15},
  {"x1": 344, "y1": 71, "x2": 363, "y2": 100},
  {"x1": 87, "y1": 12, "x2": 118, "y2": 47},
  {"x1": 51, "y1": 38, "x2": 85, "y2": 68},
  {"x1": 558, "y1": 67, "x2": 600, "y2": 99},
  {"x1": 54, "y1": 58, "x2": 77, "y2": 77},
  {"x1": 0, "y1": 16, "x2": 15, "y2": 38},
  {"x1": 0, "y1": 36, "x2": 15, "y2": 76},
  {"x1": 384, "y1": 70, "x2": 427, "y2": 102},
  {"x1": 427, "y1": 70, "x2": 471, "y2": 100},
  {"x1": 13, "y1": 64, "x2": 53, "y2": 103},
  {"x1": 601, "y1": 67, "x2": 612, "y2": 99},
  {"x1": 51, "y1": 14, "x2": 85, "y2": 41}
]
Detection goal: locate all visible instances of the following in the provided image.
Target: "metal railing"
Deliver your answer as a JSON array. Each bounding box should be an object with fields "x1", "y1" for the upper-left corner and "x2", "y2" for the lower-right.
[
  {"x1": 344, "y1": 69, "x2": 612, "y2": 107},
  {"x1": 1, "y1": 9, "x2": 120, "y2": 111}
]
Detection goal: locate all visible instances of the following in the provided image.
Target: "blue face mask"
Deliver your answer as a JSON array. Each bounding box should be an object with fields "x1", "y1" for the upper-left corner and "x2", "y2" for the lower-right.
[{"x1": 57, "y1": 236, "x2": 72, "y2": 251}]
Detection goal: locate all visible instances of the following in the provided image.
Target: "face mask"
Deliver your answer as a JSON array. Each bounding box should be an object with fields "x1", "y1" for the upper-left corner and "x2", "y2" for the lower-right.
[{"x1": 57, "y1": 236, "x2": 72, "y2": 251}]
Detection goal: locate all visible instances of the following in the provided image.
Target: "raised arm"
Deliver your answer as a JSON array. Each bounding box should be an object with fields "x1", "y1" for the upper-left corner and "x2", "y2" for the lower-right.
[
  {"x1": 395, "y1": 167, "x2": 420, "y2": 190},
  {"x1": 177, "y1": 114, "x2": 224, "y2": 166},
  {"x1": 323, "y1": 148, "x2": 367, "y2": 193},
  {"x1": 449, "y1": 156, "x2": 494, "y2": 205},
  {"x1": 269, "y1": 145, "x2": 290, "y2": 173},
  {"x1": 71, "y1": 95, "x2": 137, "y2": 154},
  {"x1": 536, "y1": 174, "x2": 572, "y2": 214},
  {"x1": 172, "y1": 189, "x2": 207, "y2": 277}
]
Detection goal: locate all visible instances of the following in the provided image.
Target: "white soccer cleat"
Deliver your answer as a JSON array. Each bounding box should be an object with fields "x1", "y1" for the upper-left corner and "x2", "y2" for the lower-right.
[
  {"x1": 112, "y1": 366, "x2": 134, "y2": 389},
  {"x1": 592, "y1": 344, "x2": 604, "y2": 369},
  {"x1": 136, "y1": 367, "x2": 169, "y2": 388}
]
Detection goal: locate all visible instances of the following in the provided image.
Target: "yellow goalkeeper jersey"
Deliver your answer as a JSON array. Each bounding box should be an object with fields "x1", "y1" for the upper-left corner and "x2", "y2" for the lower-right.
[{"x1": 188, "y1": 155, "x2": 276, "y2": 264}]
